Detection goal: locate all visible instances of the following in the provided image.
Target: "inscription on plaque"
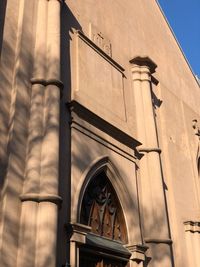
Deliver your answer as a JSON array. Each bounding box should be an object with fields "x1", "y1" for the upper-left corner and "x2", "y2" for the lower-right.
[{"x1": 89, "y1": 23, "x2": 112, "y2": 57}]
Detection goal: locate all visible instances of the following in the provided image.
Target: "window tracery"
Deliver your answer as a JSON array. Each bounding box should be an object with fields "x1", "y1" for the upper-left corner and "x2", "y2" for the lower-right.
[{"x1": 80, "y1": 172, "x2": 127, "y2": 243}]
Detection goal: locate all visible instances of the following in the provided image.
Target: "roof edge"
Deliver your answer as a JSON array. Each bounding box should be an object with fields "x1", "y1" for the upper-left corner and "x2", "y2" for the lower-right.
[{"x1": 155, "y1": 0, "x2": 200, "y2": 88}]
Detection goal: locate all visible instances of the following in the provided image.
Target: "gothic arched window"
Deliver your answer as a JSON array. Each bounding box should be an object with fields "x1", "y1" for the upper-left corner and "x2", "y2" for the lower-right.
[
  {"x1": 79, "y1": 171, "x2": 130, "y2": 267},
  {"x1": 80, "y1": 171, "x2": 127, "y2": 243}
]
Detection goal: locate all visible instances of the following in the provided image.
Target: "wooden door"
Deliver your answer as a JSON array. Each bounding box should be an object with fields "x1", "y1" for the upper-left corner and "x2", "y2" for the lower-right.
[
  {"x1": 79, "y1": 251, "x2": 127, "y2": 267},
  {"x1": 79, "y1": 252, "x2": 101, "y2": 267}
]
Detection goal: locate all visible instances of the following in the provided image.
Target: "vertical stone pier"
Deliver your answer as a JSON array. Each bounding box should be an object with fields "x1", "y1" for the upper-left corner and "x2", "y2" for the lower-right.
[
  {"x1": 18, "y1": 1, "x2": 62, "y2": 267},
  {"x1": 130, "y1": 56, "x2": 173, "y2": 267}
]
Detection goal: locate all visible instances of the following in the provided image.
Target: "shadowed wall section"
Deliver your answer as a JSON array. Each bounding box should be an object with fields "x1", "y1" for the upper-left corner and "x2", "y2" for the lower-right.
[
  {"x1": 0, "y1": 0, "x2": 36, "y2": 266},
  {"x1": 0, "y1": 1, "x2": 62, "y2": 267},
  {"x1": 0, "y1": 0, "x2": 7, "y2": 57}
]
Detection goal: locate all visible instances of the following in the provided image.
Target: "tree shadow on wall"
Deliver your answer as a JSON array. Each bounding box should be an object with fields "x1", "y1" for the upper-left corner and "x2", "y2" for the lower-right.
[
  {"x1": 57, "y1": 3, "x2": 177, "y2": 267},
  {"x1": 0, "y1": 1, "x2": 177, "y2": 267},
  {"x1": 0, "y1": 0, "x2": 66, "y2": 266},
  {"x1": 0, "y1": 0, "x2": 36, "y2": 266}
]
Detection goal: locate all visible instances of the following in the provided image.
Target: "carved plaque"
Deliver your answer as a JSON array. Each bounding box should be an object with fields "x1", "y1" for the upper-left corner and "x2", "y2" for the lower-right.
[
  {"x1": 89, "y1": 23, "x2": 112, "y2": 57},
  {"x1": 73, "y1": 31, "x2": 127, "y2": 124}
]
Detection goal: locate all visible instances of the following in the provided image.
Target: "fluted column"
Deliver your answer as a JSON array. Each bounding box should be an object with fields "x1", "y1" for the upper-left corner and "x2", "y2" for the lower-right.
[{"x1": 130, "y1": 56, "x2": 173, "y2": 267}]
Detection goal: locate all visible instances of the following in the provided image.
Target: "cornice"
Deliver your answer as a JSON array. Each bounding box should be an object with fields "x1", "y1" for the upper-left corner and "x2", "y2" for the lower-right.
[{"x1": 130, "y1": 56, "x2": 157, "y2": 74}]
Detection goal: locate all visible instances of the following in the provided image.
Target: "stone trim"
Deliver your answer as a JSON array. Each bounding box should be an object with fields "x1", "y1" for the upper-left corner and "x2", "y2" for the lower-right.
[
  {"x1": 130, "y1": 56, "x2": 157, "y2": 74},
  {"x1": 184, "y1": 221, "x2": 200, "y2": 233},
  {"x1": 72, "y1": 121, "x2": 137, "y2": 163},
  {"x1": 77, "y1": 30, "x2": 125, "y2": 74},
  {"x1": 20, "y1": 193, "x2": 62, "y2": 205},
  {"x1": 126, "y1": 244, "x2": 148, "y2": 262},
  {"x1": 138, "y1": 147, "x2": 162, "y2": 154},
  {"x1": 30, "y1": 77, "x2": 64, "y2": 90},
  {"x1": 66, "y1": 223, "x2": 91, "y2": 244},
  {"x1": 68, "y1": 100, "x2": 141, "y2": 151},
  {"x1": 145, "y1": 238, "x2": 173, "y2": 244}
]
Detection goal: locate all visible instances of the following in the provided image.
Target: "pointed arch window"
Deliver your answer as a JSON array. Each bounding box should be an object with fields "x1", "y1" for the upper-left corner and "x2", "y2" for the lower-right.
[
  {"x1": 79, "y1": 171, "x2": 130, "y2": 267},
  {"x1": 80, "y1": 171, "x2": 127, "y2": 243}
]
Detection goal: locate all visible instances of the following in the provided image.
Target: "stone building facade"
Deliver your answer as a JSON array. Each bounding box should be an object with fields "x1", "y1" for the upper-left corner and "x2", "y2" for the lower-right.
[{"x1": 0, "y1": 1, "x2": 200, "y2": 267}]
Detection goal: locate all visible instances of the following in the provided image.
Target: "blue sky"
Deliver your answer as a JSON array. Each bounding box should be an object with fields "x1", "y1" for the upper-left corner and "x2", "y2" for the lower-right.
[{"x1": 158, "y1": 0, "x2": 200, "y2": 77}]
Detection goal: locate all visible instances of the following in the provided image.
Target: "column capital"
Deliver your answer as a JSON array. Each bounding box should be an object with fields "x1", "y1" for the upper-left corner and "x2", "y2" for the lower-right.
[
  {"x1": 66, "y1": 223, "x2": 91, "y2": 244},
  {"x1": 126, "y1": 244, "x2": 148, "y2": 262},
  {"x1": 130, "y1": 56, "x2": 157, "y2": 74}
]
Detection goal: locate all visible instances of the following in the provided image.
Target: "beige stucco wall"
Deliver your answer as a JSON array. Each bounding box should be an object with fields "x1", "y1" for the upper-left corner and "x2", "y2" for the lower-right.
[
  {"x1": 70, "y1": 118, "x2": 141, "y2": 243},
  {"x1": 0, "y1": 1, "x2": 37, "y2": 266},
  {"x1": 63, "y1": 0, "x2": 200, "y2": 266}
]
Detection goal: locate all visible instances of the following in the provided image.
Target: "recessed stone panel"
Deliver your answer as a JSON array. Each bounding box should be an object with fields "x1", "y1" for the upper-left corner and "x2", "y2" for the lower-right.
[{"x1": 73, "y1": 31, "x2": 127, "y2": 124}]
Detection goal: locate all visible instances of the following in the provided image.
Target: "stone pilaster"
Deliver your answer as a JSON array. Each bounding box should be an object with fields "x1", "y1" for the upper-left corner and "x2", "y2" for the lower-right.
[
  {"x1": 35, "y1": 1, "x2": 62, "y2": 266},
  {"x1": 18, "y1": 1, "x2": 62, "y2": 267},
  {"x1": 126, "y1": 244, "x2": 148, "y2": 267},
  {"x1": 130, "y1": 56, "x2": 173, "y2": 267}
]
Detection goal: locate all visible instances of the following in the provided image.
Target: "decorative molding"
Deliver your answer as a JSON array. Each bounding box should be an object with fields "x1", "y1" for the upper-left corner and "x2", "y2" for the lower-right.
[
  {"x1": 126, "y1": 244, "x2": 148, "y2": 262},
  {"x1": 66, "y1": 223, "x2": 91, "y2": 244},
  {"x1": 20, "y1": 193, "x2": 62, "y2": 205},
  {"x1": 144, "y1": 238, "x2": 172, "y2": 244},
  {"x1": 85, "y1": 234, "x2": 131, "y2": 260},
  {"x1": 89, "y1": 23, "x2": 112, "y2": 57},
  {"x1": 130, "y1": 77, "x2": 151, "y2": 83},
  {"x1": 130, "y1": 56, "x2": 157, "y2": 74},
  {"x1": 77, "y1": 30, "x2": 124, "y2": 74},
  {"x1": 138, "y1": 147, "x2": 162, "y2": 154},
  {"x1": 130, "y1": 57, "x2": 159, "y2": 84},
  {"x1": 184, "y1": 221, "x2": 200, "y2": 233},
  {"x1": 68, "y1": 100, "x2": 141, "y2": 151},
  {"x1": 30, "y1": 77, "x2": 64, "y2": 90},
  {"x1": 71, "y1": 121, "x2": 137, "y2": 163}
]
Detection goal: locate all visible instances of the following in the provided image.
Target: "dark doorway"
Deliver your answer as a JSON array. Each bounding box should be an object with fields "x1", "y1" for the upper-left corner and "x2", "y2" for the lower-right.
[{"x1": 79, "y1": 249, "x2": 127, "y2": 267}]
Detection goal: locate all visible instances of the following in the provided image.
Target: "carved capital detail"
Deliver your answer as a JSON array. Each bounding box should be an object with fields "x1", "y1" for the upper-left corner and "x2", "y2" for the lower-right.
[
  {"x1": 66, "y1": 223, "x2": 91, "y2": 244},
  {"x1": 130, "y1": 56, "x2": 157, "y2": 74},
  {"x1": 126, "y1": 244, "x2": 148, "y2": 262}
]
